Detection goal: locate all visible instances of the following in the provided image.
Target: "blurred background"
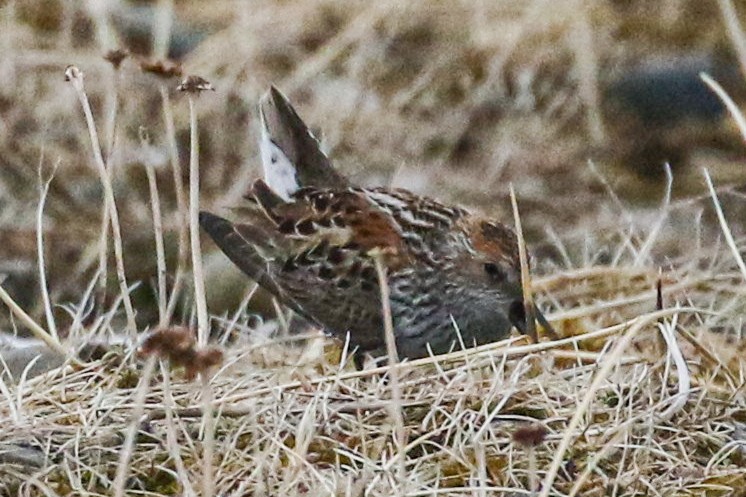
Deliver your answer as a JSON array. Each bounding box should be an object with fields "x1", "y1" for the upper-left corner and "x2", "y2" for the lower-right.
[{"x1": 2, "y1": 0, "x2": 746, "y2": 334}]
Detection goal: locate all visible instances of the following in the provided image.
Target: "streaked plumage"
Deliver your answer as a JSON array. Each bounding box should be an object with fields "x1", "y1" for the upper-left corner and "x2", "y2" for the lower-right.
[{"x1": 201, "y1": 86, "x2": 533, "y2": 364}]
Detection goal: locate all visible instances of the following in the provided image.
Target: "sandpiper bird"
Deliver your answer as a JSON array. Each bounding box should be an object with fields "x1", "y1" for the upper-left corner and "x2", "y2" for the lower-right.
[{"x1": 200, "y1": 87, "x2": 546, "y2": 367}]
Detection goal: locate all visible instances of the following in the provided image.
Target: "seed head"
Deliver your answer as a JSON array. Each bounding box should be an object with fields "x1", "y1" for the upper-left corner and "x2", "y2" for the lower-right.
[
  {"x1": 177, "y1": 75, "x2": 214, "y2": 93},
  {"x1": 64, "y1": 65, "x2": 82, "y2": 82},
  {"x1": 140, "y1": 58, "x2": 183, "y2": 79},
  {"x1": 139, "y1": 327, "x2": 223, "y2": 380},
  {"x1": 512, "y1": 424, "x2": 549, "y2": 448},
  {"x1": 140, "y1": 326, "x2": 195, "y2": 357},
  {"x1": 103, "y1": 49, "x2": 128, "y2": 69}
]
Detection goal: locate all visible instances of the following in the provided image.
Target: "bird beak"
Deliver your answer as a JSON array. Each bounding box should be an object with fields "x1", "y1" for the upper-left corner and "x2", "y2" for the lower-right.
[
  {"x1": 535, "y1": 308, "x2": 558, "y2": 340},
  {"x1": 508, "y1": 300, "x2": 527, "y2": 333},
  {"x1": 509, "y1": 300, "x2": 558, "y2": 340}
]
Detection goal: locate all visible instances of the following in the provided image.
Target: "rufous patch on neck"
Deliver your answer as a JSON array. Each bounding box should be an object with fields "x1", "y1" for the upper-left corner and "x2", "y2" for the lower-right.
[{"x1": 466, "y1": 217, "x2": 520, "y2": 268}]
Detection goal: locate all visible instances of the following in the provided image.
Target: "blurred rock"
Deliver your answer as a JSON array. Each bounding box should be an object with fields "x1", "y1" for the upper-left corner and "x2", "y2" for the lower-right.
[
  {"x1": 0, "y1": 334, "x2": 125, "y2": 382},
  {"x1": 110, "y1": 3, "x2": 207, "y2": 59},
  {"x1": 0, "y1": 443, "x2": 47, "y2": 469},
  {"x1": 606, "y1": 54, "x2": 733, "y2": 125},
  {"x1": 603, "y1": 49, "x2": 746, "y2": 182},
  {"x1": 0, "y1": 339, "x2": 66, "y2": 382}
]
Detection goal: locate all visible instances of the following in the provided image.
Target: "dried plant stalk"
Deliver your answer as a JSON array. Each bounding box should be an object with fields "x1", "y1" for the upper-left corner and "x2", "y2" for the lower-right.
[
  {"x1": 187, "y1": 94, "x2": 209, "y2": 346},
  {"x1": 510, "y1": 185, "x2": 537, "y2": 343},
  {"x1": 161, "y1": 85, "x2": 189, "y2": 324},
  {"x1": 372, "y1": 252, "x2": 406, "y2": 492},
  {"x1": 65, "y1": 66, "x2": 136, "y2": 335}
]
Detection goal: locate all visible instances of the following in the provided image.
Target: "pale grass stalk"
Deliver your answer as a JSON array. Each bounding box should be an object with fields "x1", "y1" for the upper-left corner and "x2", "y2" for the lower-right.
[
  {"x1": 448, "y1": 315, "x2": 467, "y2": 351},
  {"x1": 201, "y1": 373, "x2": 216, "y2": 497},
  {"x1": 140, "y1": 129, "x2": 168, "y2": 327},
  {"x1": 474, "y1": 441, "x2": 487, "y2": 497},
  {"x1": 372, "y1": 252, "x2": 406, "y2": 492},
  {"x1": 37, "y1": 157, "x2": 58, "y2": 339},
  {"x1": 587, "y1": 159, "x2": 633, "y2": 224},
  {"x1": 0, "y1": 283, "x2": 77, "y2": 364},
  {"x1": 418, "y1": 489, "x2": 536, "y2": 497},
  {"x1": 92, "y1": 282, "x2": 135, "y2": 337},
  {"x1": 716, "y1": 0, "x2": 746, "y2": 77},
  {"x1": 69, "y1": 268, "x2": 101, "y2": 337},
  {"x1": 16, "y1": 473, "x2": 58, "y2": 497},
  {"x1": 657, "y1": 315, "x2": 690, "y2": 421},
  {"x1": 84, "y1": 0, "x2": 115, "y2": 50},
  {"x1": 161, "y1": 361, "x2": 196, "y2": 496},
  {"x1": 537, "y1": 309, "x2": 687, "y2": 497},
  {"x1": 545, "y1": 276, "x2": 696, "y2": 322},
  {"x1": 571, "y1": 0, "x2": 605, "y2": 144},
  {"x1": 97, "y1": 197, "x2": 111, "y2": 308},
  {"x1": 205, "y1": 307, "x2": 704, "y2": 411},
  {"x1": 153, "y1": 0, "x2": 174, "y2": 59},
  {"x1": 97, "y1": 63, "x2": 119, "y2": 304},
  {"x1": 271, "y1": 298, "x2": 290, "y2": 336},
  {"x1": 635, "y1": 163, "x2": 672, "y2": 265},
  {"x1": 0, "y1": 366, "x2": 18, "y2": 424},
  {"x1": 527, "y1": 446, "x2": 537, "y2": 496},
  {"x1": 700, "y1": 72, "x2": 746, "y2": 141},
  {"x1": 533, "y1": 265, "x2": 655, "y2": 292},
  {"x1": 568, "y1": 429, "x2": 627, "y2": 497},
  {"x1": 161, "y1": 85, "x2": 188, "y2": 324},
  {"x1": 104, "y1": 66, "x2": 120, "y2": 162},
  {"x1": 510, "y1": 185, "x2": 537, "y2": 342},
  {"x1": 549, "y1": 349, "x2": 639, "y2": 365},
  {"x1": 474, "y1": 354, "x2": 534, "y2": 440},
  {"x1": 188, "y1": 95, "x2": 209, "y2": 345},
  {"x1": 58, "y1": 0, "x2": 74, "y2": 48},
  {"x1": 674, "y1": 322, "x2": 742, "y2": 390},
  {"x1": 338, "y1": 333, "x2": 354, "y2": 372},
  {"x1": 16, "y1": 355, "x2": 44, "y2": 420},
  {"x1": 65, "y1": 66, "x2": 136, "y2": 335},
  {"x1": 112, "y1": 355, "x2": 157, "y2": 497},
  {"x1": 219, "y1": 283, "x2": 259, "y2": 345},
  {"x1": 544, "y1": 225, "x2": 573, "y2": 269},
  {"x1": 702, "y1": 168, "x2": 746, "y2": 282}
]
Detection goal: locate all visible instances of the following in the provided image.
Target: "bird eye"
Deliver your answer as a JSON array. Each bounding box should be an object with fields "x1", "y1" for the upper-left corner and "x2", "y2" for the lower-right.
[{"x1": 483, "y1": 262, "x2": 504, "y2": 281}]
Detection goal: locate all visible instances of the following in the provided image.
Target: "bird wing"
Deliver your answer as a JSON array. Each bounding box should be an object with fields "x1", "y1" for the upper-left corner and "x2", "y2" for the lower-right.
[
  {"x1": 202, "y1": 180, "x2": 411, "y2": 351},
  {"x1": 358, "y1": 187, "x2": 471, "y2": 263}
]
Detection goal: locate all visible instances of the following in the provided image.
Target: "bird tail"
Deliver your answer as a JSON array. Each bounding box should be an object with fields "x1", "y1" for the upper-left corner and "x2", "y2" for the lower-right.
[{"x1": 258, "y1": 86, "x2": 348, "y2": 199}]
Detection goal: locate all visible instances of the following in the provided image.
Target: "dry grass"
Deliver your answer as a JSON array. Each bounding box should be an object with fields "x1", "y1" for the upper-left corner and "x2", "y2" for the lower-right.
[
  {"x1": 2, "y1": 212, "x2": 746, "y2": 495},
  {"x1": 2, "y1": 0, "x2": 746, "y2": 495}
]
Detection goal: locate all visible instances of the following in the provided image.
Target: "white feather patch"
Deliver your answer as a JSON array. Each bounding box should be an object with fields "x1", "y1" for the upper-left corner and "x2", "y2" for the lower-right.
[{"x1": 259, "y1": 116, "x2": 299, "y2": 201}]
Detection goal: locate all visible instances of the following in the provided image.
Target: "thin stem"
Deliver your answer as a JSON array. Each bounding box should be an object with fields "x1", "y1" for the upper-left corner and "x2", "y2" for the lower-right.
[
  {"x1": 141, "y1": 133, "x2": 168, "y2": 327},
  {"x1": 161, "y1": 361, "x2": 196, "y2": 496},
  {"x1": 201, "y1": 373, "x2": 216, "y2": 497},
  {"x1": 716, "y1": 0, "x2": 746, "y2": 78},
  {"x1": 162, "y1": 85, "x2": 188, "y2": 324},
  {"x1": 37, "y1": 157, "x2": 58, "y2": 339},
  {"x1": 66, "y1": 67, "x2": 136, "y2": 335},
  {"x1": 372, "y1": 253, "x2": 405, "y2": 493},
  {"x1": 104, "y1": 68, "x2": 120, "y2": 163},
  {"x1": 510, "y1": 185, "x2": 537, "y2": 342},
  {"x1": 701, "y1": 72, "x2": 746, "y2": 141},
  {"x1": 0, "y1": 283, "x2": 78, "y2": 365},
  {"x1": 112, "y1": 355, "x2": 157, "y2": 497},
  {"x1": 703, "y1": 167, "x2": 746, "y2": 282},
  {"x1": 188, "y1": 95, "x2": 209, "y2": 345},
  {"x1": 97, "y1": 199, "x2": 110, "y2": 311},
  {"x1": 528, "y1": 447, "x2": 537, "y2": 496},
  {"x1": 538, "y1": 312, "x2": 666, "y2": 497},
  {"x1": 153, "y1": 0, "x2": 174, "y2": 59}
]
